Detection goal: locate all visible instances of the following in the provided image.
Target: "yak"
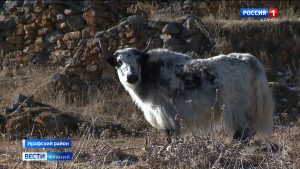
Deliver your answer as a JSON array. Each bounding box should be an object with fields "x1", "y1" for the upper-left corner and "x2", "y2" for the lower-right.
[{"x1": 100, "y1": 42, "x2": 274, "y2": 142}]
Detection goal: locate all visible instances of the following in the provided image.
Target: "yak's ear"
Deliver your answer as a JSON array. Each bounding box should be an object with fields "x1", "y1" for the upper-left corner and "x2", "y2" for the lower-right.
[{"x1": 106, "y1": 57, "x2": 117, "y2": 67}]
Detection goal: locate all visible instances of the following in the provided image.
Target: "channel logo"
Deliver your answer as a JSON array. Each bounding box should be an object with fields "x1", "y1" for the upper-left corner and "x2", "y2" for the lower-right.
[
  {"x1": 22, "y1": 152, "x2": 47, "y2": 161},
  {"x1": 47, "y1": 152, "x2": 73, "y2": 161},
  {"x1": 22, "y1": 152, "x2": 72, "y2": 161},
  {"x1": 240, "y1": 8, "x2": 279, "y2": 18}
]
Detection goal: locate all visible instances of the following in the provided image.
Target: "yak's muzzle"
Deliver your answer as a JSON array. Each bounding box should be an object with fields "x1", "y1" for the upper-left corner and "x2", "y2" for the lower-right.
[{"x1": 127, "y1": 75, "x2": 138, "y2": 84}]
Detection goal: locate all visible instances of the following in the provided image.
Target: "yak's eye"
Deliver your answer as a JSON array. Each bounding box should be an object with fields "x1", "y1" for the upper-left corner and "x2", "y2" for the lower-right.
[{"x1": 117, "y1": 60, "x2": 123, "y2": 67}]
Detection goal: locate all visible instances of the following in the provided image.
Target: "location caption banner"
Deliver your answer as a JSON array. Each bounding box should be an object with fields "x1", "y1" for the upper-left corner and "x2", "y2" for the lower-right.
[{"x1": 22, "y1": 139, "x2": 72, "y2": 148}]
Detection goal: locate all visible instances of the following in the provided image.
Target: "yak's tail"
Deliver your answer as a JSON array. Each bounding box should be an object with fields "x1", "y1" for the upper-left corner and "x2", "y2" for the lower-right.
[{"x1": 252, "y1": 61, "x2": 274, "y2": 134}]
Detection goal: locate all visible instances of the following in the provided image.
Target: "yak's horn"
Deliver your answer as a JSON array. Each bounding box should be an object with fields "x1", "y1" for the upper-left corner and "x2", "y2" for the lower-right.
[
  {"x1": 98, "y1": 38, "x2": 110, "y2": 58},
  {"x1": 141, "y1": 37, "x2": 152, "y2": 53}
]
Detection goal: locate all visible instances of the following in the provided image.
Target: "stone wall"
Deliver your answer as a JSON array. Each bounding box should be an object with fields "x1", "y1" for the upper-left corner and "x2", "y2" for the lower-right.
[
  {"x1": 0, "y1": 0, "x2": 299, "y2": 92},
  {"x1": 0, "y1": 0, "x2": 128, "y2": 66}
]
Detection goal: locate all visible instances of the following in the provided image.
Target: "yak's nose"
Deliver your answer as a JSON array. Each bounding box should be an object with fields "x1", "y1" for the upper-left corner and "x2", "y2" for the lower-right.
[{"x1": 127, "y1": 75, "x2": 138, "y2": 84}]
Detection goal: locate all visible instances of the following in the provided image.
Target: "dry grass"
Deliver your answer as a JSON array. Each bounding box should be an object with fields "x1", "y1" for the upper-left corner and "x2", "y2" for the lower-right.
[
  {"x1": 2, "y1": 123, "x2": 300, "y2": 168},
  {"x1": 0, "y1": 63, "x2": 299, "y2": 168},
  {"x1": 149, "y1": 1, "x2": 300, "y2": 21}
]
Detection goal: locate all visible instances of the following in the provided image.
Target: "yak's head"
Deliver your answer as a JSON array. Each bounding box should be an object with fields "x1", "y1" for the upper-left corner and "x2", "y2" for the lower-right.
[{"x1": 99, "y1": 40, "x2": 150, "y2": 86}]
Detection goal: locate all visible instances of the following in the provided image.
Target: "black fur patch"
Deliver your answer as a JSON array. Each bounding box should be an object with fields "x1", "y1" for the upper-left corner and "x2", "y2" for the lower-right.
[
  {"x1": 176, "y1": 71, "x2": 202, "y2": 90},
  {"x1": 106, "y1": 57, "x2": 118, "y2": 67},
  {"x1": 203, "y1": 68, "x2": 217, "y2": 85},
  {"x1": 138, "y1": 53, "x2": 149, "y2": 66},
  {"x1": 141, "y1": 61, "x2": 164, "y2": 87}
]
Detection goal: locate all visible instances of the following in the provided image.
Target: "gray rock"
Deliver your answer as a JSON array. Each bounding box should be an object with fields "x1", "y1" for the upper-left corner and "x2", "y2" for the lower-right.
[
  {"x1": 32, "y1": 50, "x2": 49, "y2": 64},
  {"x1": 64, "y1": 8, "x2": 82, "y2": 16},
  {"x1": 183, "y1": 0, "x2": 193, "y2": 10},
  {"x1": 162, "y1": 23, "x2": 181, "y2": 35},
  {"x1": 3, "y1": 0, "x2": 23, "y2": 12},
  {"x1": 73, "y1": 47, "x2": 83, "y2": 59},
  {"x1": 50, "y1": 49, "x2": 71, "y2": 59},
  {"x1": 184, "y1": 15, "x2": 200, "y2": 34},
  {"x1": 163, "y1": 36, "x2": 181, "y2": 47},
  {"x1": 38, "y1": 27, "x2": 50, "y2": 36},
  {"x1": 148, "y1": 21, "x2": 164, "y2": 30},
  {"x1": 24, "y1": 13, "x2": 33, "y2": 22},
  {"x1": 107, "y1": 26, "x2": 119, "y2": 38},
  {"x1": 0, "y1": 17, "x2": 16, "y2": 30},
  {"x1": 127, "y1": 15, "x2": 148, "y2": 28},
  {"x1": 186, "y1": 34, "x2": 203, "y2": 52},
  {"x1": 65, "y1": 40, "x2": 78, "y2": 49},
  {"x1": 82, "y1": 28, "x2": 90, "y2": 39},
  {"x1": 94, "y1": 31, "x2": 103, "y2": 39},
  {"x1": 45, "y1": 31, "x2": 63, "y2": 44},
  {"x1": 56, "y1": 14, "x2": 65, "y2": 21},
  {"x1": 23, "y1": 0, "x2": 34, "y2": 6},
  {"x1": 186, "y1": 34, "x2": 203, "y2": 45},
  {"x1": 64, "y1": 9, "x2": 72, "y2": 15},
  {"x1": 22, "y1": 4, "x2": 34, "y2": 14},
  {"x1": 0, "y1": 10, "x2": 10, "y2": 20},
  {"x1": 55, "y1": 22, "x2": 71, "y2": 32},
  {"x1": 180, "y1": 25, "x2": 192, "y2": 38},
  {"x1": 24, "y1": 34, "x2": 35, "y2": 46},
  {"x1": 13, "y1": 94, "x2": 34, "y2": 107},
  {"x1": 104, "y1": 0, "x2": 118, "y2": 17},
  {"x1": 23, "y1": 43, "x2": 44, "y2": 54},
  {"x1": 15, "y1": 15, "x2": 25, "y2": 24},
  {"x1": 66, "y1": 15, "x2": 86, "y2": 31},
  {"x1": 33, "y1": 1, "x2": 44, "y2": 13},
  {"x1": 65, "y1": 57, "x2": 75, "y2": 66},
  {"x1": 34, "y1": 6, "x2": 44, "y2": 13}
]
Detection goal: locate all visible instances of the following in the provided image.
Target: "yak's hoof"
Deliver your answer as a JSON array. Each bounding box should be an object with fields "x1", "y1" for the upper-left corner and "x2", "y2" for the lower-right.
[
  {"x1": 165, "y1": 128, "x2": 178, "y2": 144},
  {"x1": 233, "y1": 128, "x2": 251, "y2": 143}
]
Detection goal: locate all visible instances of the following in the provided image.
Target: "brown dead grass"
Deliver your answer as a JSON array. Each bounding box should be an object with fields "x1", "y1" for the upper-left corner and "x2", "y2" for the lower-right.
[{"x1": 0, "y1": 62, "x2": 299, "y2": 168}]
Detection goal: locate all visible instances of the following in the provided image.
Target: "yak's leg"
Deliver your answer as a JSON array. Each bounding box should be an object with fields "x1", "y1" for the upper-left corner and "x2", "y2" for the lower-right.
[
  {"x1": 223, "y1": 101, "x2": 252, "y2": 143},
  {"x1": 233, "y1": 127, "x2": 251, "y2": 143},
  {"x1": 165, "y1": 128, "x2": 178, "y2": 144}
]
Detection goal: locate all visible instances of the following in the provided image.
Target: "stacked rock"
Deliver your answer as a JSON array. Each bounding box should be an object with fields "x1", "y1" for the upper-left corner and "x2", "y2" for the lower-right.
[{"x1": 83, "y1": 0, "x2": 120, "y2": 36}]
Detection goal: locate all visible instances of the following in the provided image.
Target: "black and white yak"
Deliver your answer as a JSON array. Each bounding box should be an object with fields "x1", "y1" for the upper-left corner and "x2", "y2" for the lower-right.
[{"x1": 100, "y1": 42, "x2": 274, "y2": 142}]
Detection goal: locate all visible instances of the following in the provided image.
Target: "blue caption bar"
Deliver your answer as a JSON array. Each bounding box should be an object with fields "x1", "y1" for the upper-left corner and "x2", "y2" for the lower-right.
[
  {"x1": 22, "y1": 152, "x2": 72, "y2": 161},
  {"x1": 240, "y1": 8, "x2": 268, "y2": 18},
  {"x1": 47, "y1": 152, "x2": 72, "y2": 161},
  {"x1": 22, "y1": 139, "x2": 72, "y2": 148}
]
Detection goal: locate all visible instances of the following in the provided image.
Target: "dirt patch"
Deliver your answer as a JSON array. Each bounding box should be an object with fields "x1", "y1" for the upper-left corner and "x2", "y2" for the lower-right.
[{"x1": 0, "y1": 93, "x2": 137, "y2": 139}]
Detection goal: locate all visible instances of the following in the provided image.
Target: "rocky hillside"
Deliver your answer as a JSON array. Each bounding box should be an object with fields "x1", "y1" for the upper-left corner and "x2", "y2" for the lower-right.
[{"x1": 0, "y1": 1, "x2": 299, "y2": 75}]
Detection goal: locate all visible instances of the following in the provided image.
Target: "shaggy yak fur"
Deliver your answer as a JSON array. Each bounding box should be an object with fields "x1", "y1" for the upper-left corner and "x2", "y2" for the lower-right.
[{"x1": 106, "y1": 48, "x2": 274, "y2": 142}]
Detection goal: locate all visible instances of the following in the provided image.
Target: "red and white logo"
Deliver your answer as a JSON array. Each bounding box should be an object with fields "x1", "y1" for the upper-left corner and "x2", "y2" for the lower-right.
[{"x1": 269, "y1": 8, "x2": 279, "y2": 18}]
